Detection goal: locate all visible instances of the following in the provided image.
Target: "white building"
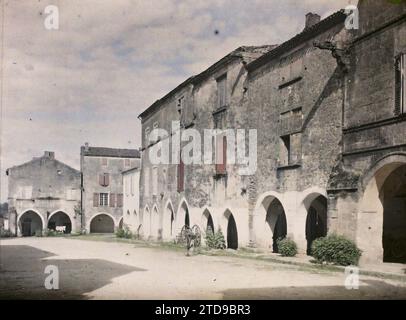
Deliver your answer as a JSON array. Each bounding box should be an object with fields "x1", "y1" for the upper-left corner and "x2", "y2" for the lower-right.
[{"x1": 122, "y1": 167, "x2": 141, "y2": 235}]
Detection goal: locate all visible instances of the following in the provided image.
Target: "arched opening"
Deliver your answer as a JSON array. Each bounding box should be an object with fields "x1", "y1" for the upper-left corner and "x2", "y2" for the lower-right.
[
  {"x1": 163, "y1": 203, "x2": 175, "y2": 239},
  {"x1": 152, "y1": 207, "x2": 160, "y2": 239},
  {"x1": 118, "y1": 217, "x2": 124, "y2": 229},
  {"x1": 305, "y1": 195, "x2": 327, "y2": 255},
  {"x1": 202, "y1": 209, "x2": 214, "y2": 233},
  {"x1": 226, "y1": 211, "x2": 238, "y2": 250},
  {"x1": 265, "y1": 198, "x2": 287, "y2": 253},
  {"x1": 90, "y1": 214, "x2": 115, "y2": 233},
  {"x1": 19, "y1": 210, "x2": 43, "y2": 236},
  {"x1": 358, "y1": 157, "x2": 406, "y2": 263},
  {"x1": 382, "y1": 165, "x2": 406, "y2": 263},
  {"x1": 176, "y1": 201, "x2": 190, "y2": 234},
  {"x1": 48, "y1": 211, "x2": 72, "y2": 234}
]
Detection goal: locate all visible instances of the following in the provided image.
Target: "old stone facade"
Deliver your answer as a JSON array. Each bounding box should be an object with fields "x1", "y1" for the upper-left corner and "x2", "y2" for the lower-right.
[
  {"x1": 80, "y1": 144, "x2": 140, "y2": 233},
  {"x1": 138, "y1": 1, "x2": 406, "y2": 264},
  {"x1": 6, "y1": 151, "x2": 81, "y2": 236}
]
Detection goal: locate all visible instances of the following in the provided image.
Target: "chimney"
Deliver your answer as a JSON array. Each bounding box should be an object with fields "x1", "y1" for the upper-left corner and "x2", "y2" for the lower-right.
[
  {"x1": 84, "y1": 142, "x2": 89, "y2": 152},
  {"x1": 305, "y1": 12, "x2": 321, "y2": 30},
  {"x1": 44, "y1": 151, "x2": 55, "y2": 160}
]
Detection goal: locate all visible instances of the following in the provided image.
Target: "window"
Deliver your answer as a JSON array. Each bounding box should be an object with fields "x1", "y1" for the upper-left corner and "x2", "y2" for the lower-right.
[
  {"x1": 152, "y1": 167, "x2": 158, "y2": 196},
  {"x1": 66, "y1": 189, "x2": 78, "y2": 200},
  {"x1": 279, "y1": 134, "x2": 301, "y2": 167},
  {"x1": 395, "y1": 53, "x2": 405, "y2": 115},
  {"x1": 280, "y1": 135, "x2": 291, "y2": 166},
  {"x1": 127, "y1": 210, "x2": 130, "y2": 215},
  {"x1": 17, "y1": 186, "x2": 32, "y2": 199},
  {"x1": 215, "y1": 135, "x2": 227, "y2": 175},
  {"x1": 177, "y1": 96, "x2": 185, "y2": 115},
  {"x1": 217, "y1": 74, "x2": 227, "y2": 109},
  {"x1": 99, "y1": 173, "x2": 110, "y2": 187},
  {"x1": 99, "y1": 193, "x2": 108, "y2": 206},
  {"x1": 145, "y1": 127, "x2": 151, "y2": 143},
  {"x1": 177, "y1": 156, "x2": 184, "y2": 192},
  {"x1": 101, "y1": 158, "x2": 108, "y2": 166},
  {"x1": 124, "y1": 158, "x2": 131, "y2": 167}
]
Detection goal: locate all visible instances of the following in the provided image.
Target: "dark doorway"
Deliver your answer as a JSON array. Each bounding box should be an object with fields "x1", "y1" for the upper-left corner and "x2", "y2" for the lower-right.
[
  {"x1": 266, "y1": 199, "x2": 287, "y2": 253},
  {"x1": 90, "y1": 214, "x2": 115, "y2": 233},
  {"x1": 20, "y1": 211, "x2": 43, "y2": 236},
  {"x1": 170, "y1": 211, "x2": 175, "y2": 236},
  {"x1": 305, "y1": 196, "x2": 327, "y2": 255},
  {"x1": 227, "y1": 213, "x2": 238, "y2": 250},
  {"x1": 185, "y1": 209, "x2": 190, "y2": 227},
  {"x1": 48, "y1": 212, "x2": 72, "y2": 234},
  {"x1": 207, "y1": 214, "x2": 214, "y2": 233},
  {"x1": 382, "y1": 165, "x2": 406, "y2": 263}
]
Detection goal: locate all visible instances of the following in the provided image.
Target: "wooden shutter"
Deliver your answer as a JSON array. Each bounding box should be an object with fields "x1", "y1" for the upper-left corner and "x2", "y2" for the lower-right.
[
  {"x1": 105, "y1": 173, "x2": 110, "y2": 187},
  {"x1": 177, "y1": 157, "x2": 184, "y2": 192},
  {"x1": 110, "y1": 193, "x2": 116, "y2": 207},
  {"x1": 93, "y1": 193, "x2": 99, "y2": 207},
  {"x1": 99, "y1": 174, "x2": 104, "y2": 186},
  {"x1": 117, "y1": 194, "x2": 123, "y2": 207},
  {"x1": 216, "y1": 136, "x2": 227, "y2": 174},
  {"x1": 217, "y1": 75, "x2": 227, "y2": 108}
]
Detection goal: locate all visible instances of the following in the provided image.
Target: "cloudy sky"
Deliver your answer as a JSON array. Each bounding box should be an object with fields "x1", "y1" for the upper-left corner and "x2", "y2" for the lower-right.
[{"x1": 0, "y1": 0, "x2": 354, "y2": 201}]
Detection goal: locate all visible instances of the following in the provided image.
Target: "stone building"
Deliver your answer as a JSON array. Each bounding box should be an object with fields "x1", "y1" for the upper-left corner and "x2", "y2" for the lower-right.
[
  {"x1": 326, "y1": 0, "x2": 406, "y2": 264},
  {"x1": 138, "y1": 0, "x2": 406, "y2": 265},
  {"x1": 80, "y1": 144, "x2": 140, "y2": 233},
  {"x1": 6, "y1": 151, "x2": 81, "y2": 236},
  {"x1": 122, "y1": 166, "x2": 141, "y2": 234}
]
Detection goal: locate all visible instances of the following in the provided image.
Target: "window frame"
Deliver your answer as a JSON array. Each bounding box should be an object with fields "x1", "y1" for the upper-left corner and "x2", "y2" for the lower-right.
[{"x1": 99, "y1": 193, "x2": 109, "y2": 206}]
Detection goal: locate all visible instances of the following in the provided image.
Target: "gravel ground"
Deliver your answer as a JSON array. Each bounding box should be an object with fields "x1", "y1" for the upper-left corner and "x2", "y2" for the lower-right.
[{"x1": 1, "y1": 237, "x2": 406, "y2": 300}]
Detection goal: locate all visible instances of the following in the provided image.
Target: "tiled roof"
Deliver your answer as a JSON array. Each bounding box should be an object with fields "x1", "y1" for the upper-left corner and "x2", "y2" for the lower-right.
[{"x1": 81, "y1": 146, "x2": 140, "y2": 158}]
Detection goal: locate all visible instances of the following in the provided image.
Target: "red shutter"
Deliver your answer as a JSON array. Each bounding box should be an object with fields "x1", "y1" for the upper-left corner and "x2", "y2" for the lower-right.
[
  {"x1": 110, "y1": 193, "x2": 116, "y2": 207},
  {"x1": 105, "y1": 173, "x2": 110, "y2": 187},
  {"x1": 177, "y1": 158, "x2": 184, "y2": 192},
  {"x1": 93, "y1": 193, "x2": 99, "y2": 207},
  {"x1": 216, "y1": 136, "x2": 227, "y2": 174}
]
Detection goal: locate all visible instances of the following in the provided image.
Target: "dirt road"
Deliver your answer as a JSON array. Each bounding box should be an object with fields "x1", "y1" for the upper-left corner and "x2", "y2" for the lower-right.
[{"x1": 1, "y1": 237, "x2": 405, "y2": 299}]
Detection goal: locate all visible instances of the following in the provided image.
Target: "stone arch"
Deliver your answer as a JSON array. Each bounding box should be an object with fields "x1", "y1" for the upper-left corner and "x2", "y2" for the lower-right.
[
  {"x1": 48, "y1": 210, "x2": 73, "y2": 234},
  {"x1": 118, "y1": 217, "x2": 124, "y2": 229},
  {"x1": 223, "y1": 209, "x2": 238, "y2": 250},
  {"x1": 302, "y1": 193, "x2": 327, "y2": 255},
  {"x1": 357, "y1": 153, "x2": 406, "y2": 263},
  {"x1": 18, "y1": 209, "x2": 44, "y2": 236},
  {"x1": 163, "y1": 200, "x2": 175, "y2": 240},
  {"x1": 201, "y1": 208, "x2": 215, "y2": 234},
  {"x1": 176, "y1": 199, "x2": 190, "y2": 234},
  {"x1": 254, "y1": 193, "x2": 287, "y2": 252},
  {"x1": 89, "y1": 213, "x2": 115, "y2": 233}
]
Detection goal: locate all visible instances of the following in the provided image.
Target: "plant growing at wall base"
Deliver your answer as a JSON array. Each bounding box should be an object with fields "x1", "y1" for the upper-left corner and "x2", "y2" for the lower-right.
[
  {"x1": 116, "y1": 225, "x2": 132, "y2": 239},
  {"x1": 311, "y1": 234, "x2": 362, "y2": 266},
  {"x1": 277, "y1": 237, "x2": 298, "y2": 257},
  {"x1": 205, "y1": 227, "x2": 226, "y2": 250},
  {"x1": 0, "y1": 228, "x2": 14, "y2": 238}
]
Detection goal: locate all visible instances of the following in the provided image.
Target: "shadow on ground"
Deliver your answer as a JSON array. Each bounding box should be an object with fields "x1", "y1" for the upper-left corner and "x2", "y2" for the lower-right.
[
  {"x1": 0, "y1": 245, "x2": 146, "y2": 299},
  {"x1": 220, "y1": 279, "x2": 406, "y2": 300}
]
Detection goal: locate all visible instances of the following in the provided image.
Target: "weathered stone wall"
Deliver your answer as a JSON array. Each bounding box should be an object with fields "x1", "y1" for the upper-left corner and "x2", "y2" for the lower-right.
[{"x1": 7, "y1": 152, "x2": 81, "y2": 235}]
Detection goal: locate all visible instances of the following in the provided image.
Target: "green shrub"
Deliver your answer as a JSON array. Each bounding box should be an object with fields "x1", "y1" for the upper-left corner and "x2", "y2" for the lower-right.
[
  {"x1": 277, "y1": 238, "x2": 298, "y2": 257},
  {"x1": 0, "y1": 228, "x2": 14, "y2": 238},
  {"x1": 116, "y1": 225, "x2": 132, "y2": 239},
  {"x1": 35, "y1": 229, "x2": 43, "y2": 237},
  {"x1": 205, "y1": 227, "x2": 226, "y2": 250},
  {"x1": 311, "y1": 234, "x2": 362, "y2": 266}
]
